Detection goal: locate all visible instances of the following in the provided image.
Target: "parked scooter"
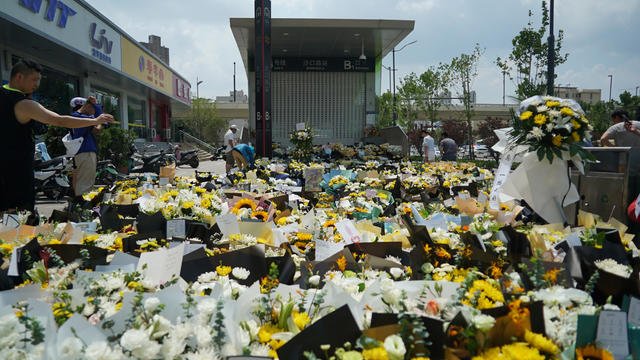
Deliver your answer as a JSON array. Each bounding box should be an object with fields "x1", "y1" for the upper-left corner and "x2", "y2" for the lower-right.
[
  {"x1": 129, "y1": 144, "x2": 175, "y2": 174},
  {"x1": 172, "y1": 144, "x2": 199, "y2": 168},
  {"x1": 33, "y1": 155, "x2": 72, "y2": 200}
]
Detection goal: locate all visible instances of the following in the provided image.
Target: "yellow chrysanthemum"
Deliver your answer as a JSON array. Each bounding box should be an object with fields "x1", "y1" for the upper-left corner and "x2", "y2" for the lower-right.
[
  {"x1": 552, "y1": 135, "x2": 563, "y2": 147},
  {"x1": 257, "y1": 323, "x2": 282, "y2": 343},
  {"x1": 546, "y1": 100, "x2": 560, "y2": 107},
  {"x1": 200, "y1": 198, "x2": 212, "y2": 209},
  {"x1": 520, "y1": 111, "x2": 533, "y2": 121},
  {"x1": 296, "y1": 232, "x2": 313, "y2": 241},
  {"x1": 182, "y1": 201, "x2": 195, "y2": 209},
  {"x1": 362, "y1": 347, "x2": 389, "y2": 360},
  {"x1": 524, "y1": 330, "x2": 559, "y2": 354},
  {"x1": 533, "y1": 114, "x2": 547, "y2": 126},
  {"x1": 216, "y1": 265, "x2": 232, "y2": 276},
  {"x1": 560, "y1": 107, "x2": 574, "y2": 117},
  {"x1": 571, "y1": 132, "x2": 581, "y2": 142},
  {"x1": 292, "y1": 311, "x2": 311, "y2": 330}
]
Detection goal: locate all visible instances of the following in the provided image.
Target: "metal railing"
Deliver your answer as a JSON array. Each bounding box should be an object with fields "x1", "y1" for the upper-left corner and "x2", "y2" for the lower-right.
[{"x1": 178, "y1": 130, "x2": 217, "y2": 154}]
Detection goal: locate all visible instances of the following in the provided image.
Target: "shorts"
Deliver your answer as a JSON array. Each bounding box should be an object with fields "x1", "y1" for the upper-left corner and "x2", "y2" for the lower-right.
[
  {"x1": 426, "y1": 152, "x2": 435, "y2": 161},
  {"x1": 225, "y1": 151, "x2": 235, "y2": 166},
  {"x1": 74, "y1": 152, "x2": 97, "y2": 196},
  {"x1": 232, "y1": 149, "x2": 249, "y2": 169}
]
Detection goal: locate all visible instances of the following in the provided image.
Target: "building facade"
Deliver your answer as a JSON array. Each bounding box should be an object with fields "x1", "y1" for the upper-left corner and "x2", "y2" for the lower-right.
[
  {"x1": 554, "y1": 86, "x2": 602, "y2": 105},
  {"x1": 0, "y1": 0, "x2": 191, "y2": 141}
]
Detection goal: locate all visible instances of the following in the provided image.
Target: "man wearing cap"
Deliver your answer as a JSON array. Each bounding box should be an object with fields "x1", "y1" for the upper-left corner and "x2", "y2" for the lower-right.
[
  {"x1": 69, "y1": 96, "x2": 103, "y2": 200},
  {"x1": 224, "y1": 124, "x2": 238, "y2": 173},
  {"x1": 0, "y1": 60, "x2": 114, "y2": 213}
]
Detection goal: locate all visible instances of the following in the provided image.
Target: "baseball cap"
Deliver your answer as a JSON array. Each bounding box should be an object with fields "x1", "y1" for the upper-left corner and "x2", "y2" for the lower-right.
[
  {"x1": 70, "y1": 97, "x2": 87, "y2": 107},
  {"x1": 230, "y1": 125, "x2": 238, "y2": 130}
]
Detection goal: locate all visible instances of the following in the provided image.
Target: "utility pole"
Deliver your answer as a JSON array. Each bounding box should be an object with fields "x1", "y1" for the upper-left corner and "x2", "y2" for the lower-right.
[
  {"x1": 546, "y1": 0, "x2": 555, "y2": 95},
  {"x1": 502, "y1": 71, "x2": 506, "y2": 106},
  {"x1": 233, "y1": 62, "x2": 237, "y2": 102},
  {"x1": 196, "y1": 77, "x2": 203, "y2": 99},
  {"x1": 608, "y1": 74, "x2": 613, "y2": 102},
  {"x1": 636, "y1": 86, "x2": 639, "y2": 97}
]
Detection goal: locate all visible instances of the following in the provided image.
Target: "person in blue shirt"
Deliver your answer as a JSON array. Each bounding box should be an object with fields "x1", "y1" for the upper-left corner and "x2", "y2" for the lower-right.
[
  {"x1": 69, "y1": 96, "x2": 103, "y2": 198},
  {"x1": 231, "y1": 143, "x2": 255, "y2": 169}
]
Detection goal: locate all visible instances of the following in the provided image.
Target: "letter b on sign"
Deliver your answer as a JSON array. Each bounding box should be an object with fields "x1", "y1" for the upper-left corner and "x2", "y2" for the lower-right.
[{"x1": 344, "y1": 60, "x2": 352, "y2": 71}]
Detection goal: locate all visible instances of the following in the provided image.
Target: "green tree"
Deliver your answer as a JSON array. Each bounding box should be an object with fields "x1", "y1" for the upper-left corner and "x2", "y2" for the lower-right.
[
  {"x1": 180, "y1": 98, "x2": 225, "y2": 143},
  {"x1": 396, "y1": 74, "x2": 421, "y2": 130},
  {"x1": 579, "y1": 100, "x2": 615, "y2": 139},
  {"x1": 377, "y1": 92, "x2": 395, "y2": 128},
  {"x1": 444, "y1": 44, "x2": 484, "y2": 159},
  {"x1": 416, "y1": 65, "x2": 449, "y2": 130},
  {"x1": 496, "y1": 1, "x2": 568, "y2": 100},
  {"x1": 619, "y1": 90, "x2": 640, "y2": 112}
]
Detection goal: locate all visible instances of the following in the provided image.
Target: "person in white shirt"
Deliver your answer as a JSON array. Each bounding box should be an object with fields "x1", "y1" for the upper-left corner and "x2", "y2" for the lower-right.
[
  {"x1": 224, "y1": 124, "x2": 238, "y2": 172},
  {"x1": 421, "y1": 130, "x2": 435, "y2": 162}
]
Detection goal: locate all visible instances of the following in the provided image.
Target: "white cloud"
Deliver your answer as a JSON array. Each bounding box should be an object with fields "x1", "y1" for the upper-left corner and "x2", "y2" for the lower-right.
[{"x1": 395, "y1": 0, "x2": 437, "y2": 12}]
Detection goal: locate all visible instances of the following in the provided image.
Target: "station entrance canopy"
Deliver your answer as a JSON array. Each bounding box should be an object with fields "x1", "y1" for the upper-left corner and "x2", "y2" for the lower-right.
[{"x1": 231, "y1": 18, "x2": 414, "y2": 147}]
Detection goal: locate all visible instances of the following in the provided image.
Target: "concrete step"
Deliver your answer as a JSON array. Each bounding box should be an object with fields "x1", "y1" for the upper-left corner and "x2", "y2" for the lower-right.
[{"x1": 197, "y1": 149, "x2": 212, "y2": 161}]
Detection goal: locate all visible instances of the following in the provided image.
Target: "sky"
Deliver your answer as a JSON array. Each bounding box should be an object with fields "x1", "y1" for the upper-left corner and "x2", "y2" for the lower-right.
[{"x1": 85, "y1": 0, "x2": 640, "y2": 104}]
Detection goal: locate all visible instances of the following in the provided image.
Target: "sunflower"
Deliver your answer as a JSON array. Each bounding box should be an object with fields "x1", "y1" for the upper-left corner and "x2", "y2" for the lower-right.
[
  {"x1": 296, "y1": 232, "x2": 313, "y2": 241},
  {"x1": 233, "y1": 198, "x2": 257, "y2": 215},
  {"x1": 252, "y1": 211, "x2": 269, "y2": 222},
  {"x1": 575, "y1": 345, "x2": 614, "y2": 360},
  {"x1": 323, "y1": 220, "x2": 336, "y2": 228}
]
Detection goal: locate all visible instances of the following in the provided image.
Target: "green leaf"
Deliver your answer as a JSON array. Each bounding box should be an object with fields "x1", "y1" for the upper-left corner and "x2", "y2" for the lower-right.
[
  {"x1": 536, "y1": 147, "x2": 545, "y2": 161},
  {"x1": 569, "y1": 144, "x2": 579, "y2": 157},
  {"x1": 546, "y1": 148, "x2": 553, "y2": 163}
]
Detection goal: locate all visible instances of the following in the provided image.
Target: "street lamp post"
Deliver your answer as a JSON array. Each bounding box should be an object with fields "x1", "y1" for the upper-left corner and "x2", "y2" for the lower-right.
[
  {"x1": 196, "y1": 77, "x2": 204, "y2": 99},
  {"x1": 636, "y1": 86, "x2": 638, "y2": 97},
  {"x1": 608, "y1": 75, "x2": 613, "y2": 102},
  {"x1": 392, "y1": 40, "x2": 417, "y2": 126},
  {"x1": 382, "y1": 65, "x2": 392, "y2": 94},
  {"x1": 233, "y1": 62, "x2": 237, "y2": 103}
]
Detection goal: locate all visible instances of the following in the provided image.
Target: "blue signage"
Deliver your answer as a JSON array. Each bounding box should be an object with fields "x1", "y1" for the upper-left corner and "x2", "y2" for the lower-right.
[{"x1": 19, "y1": 0, "x2": 76, "y2": 28}]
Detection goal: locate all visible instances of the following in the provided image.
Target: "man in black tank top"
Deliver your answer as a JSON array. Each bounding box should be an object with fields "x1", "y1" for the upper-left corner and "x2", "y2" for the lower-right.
[{"x1": 0, "y1": 60, "x2": 115, "y2": 214}]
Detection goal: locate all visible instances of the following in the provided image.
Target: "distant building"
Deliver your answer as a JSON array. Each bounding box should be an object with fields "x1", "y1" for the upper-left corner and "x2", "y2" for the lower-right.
[
  {"x1": 141, "y1": 35, "x2": 170, "y2": 65},
  {"x1": 554, "y1": 86, "x2": 601, "y2": 105},
  {"x1": 216, "y1": 90, "x2": 248, "y2": 103}
]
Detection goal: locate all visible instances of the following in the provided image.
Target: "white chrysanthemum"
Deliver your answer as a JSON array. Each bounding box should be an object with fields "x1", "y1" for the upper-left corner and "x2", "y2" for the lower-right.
[
  {"x1": 197, "y1": 298, "x2": 218, "y2": 316},
  {"x1": 595, "y1": 258, "x2": 632, "y2": 278},
  {"x1": 131, "y1": 340, "x2": 161, "y2": 360},
  {"x1": 144, "y1": 297, "x2": 161, "y2": 314},
  {"x1": 231, "y1": 267, "x2": 250, "y2": 280},
  {"x1": 536, "y1": 105, "x2": 549, "y2": 113},
  {"x1": 58, "y1": 337, "x2": 83, "y2": 359},
  {"x1": 530, "y1": 126, "x2": 544, "y2": 139}
]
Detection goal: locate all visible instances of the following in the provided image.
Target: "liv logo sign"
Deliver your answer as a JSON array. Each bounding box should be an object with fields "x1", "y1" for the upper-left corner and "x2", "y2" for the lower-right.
[
  {"x1": 19, "y1": 0, "x2": 76, "y2": 28},
  {"x1": 89, "y1": 22, "x2": 112, "y2": 64}
]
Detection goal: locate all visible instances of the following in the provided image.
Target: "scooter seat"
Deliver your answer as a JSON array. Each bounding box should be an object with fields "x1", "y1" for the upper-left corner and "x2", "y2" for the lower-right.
[{"x1": 34, "y1": 156, "x2": 66, "y2": 169}]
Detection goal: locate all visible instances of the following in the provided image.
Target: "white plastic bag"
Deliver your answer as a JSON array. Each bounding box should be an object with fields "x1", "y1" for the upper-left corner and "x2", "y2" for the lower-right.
[{"x1": 62, "y1": 133, "x2": 83, "y2": 156}]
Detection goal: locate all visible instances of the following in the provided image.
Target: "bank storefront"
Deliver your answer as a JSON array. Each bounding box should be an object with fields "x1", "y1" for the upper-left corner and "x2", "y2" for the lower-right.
[{"x1": 0, "y1": 0, "x2": 191, "y2": 141}]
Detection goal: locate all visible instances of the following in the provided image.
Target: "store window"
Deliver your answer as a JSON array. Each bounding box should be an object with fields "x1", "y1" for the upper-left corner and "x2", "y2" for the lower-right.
[
  {"x1": 12, "y1": 55, "x2": 78, "y2": 116},
  {"x1": 128, "y1": 96, "x2": 148, "y2": 139},
  {"x1": 91, "y1": 86, "x2": 120, "y2": 124}
]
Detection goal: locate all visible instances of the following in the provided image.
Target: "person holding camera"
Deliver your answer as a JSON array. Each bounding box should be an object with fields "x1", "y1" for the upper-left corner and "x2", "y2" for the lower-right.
[{"x1": 600, "y1": 110, "x2": 640, "y2": 147}]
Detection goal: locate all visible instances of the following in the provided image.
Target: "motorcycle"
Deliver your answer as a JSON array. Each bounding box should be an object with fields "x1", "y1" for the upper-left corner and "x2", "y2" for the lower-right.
[
  {"x1": 33, "y1": 155, "x2": 72, "y2": 200},
  {"x1": 172, "y1": 144, "x2": 199, "y2": 168},
  {"x1": 129, "y1": 144, "x2": 175, "y2": 174}
]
